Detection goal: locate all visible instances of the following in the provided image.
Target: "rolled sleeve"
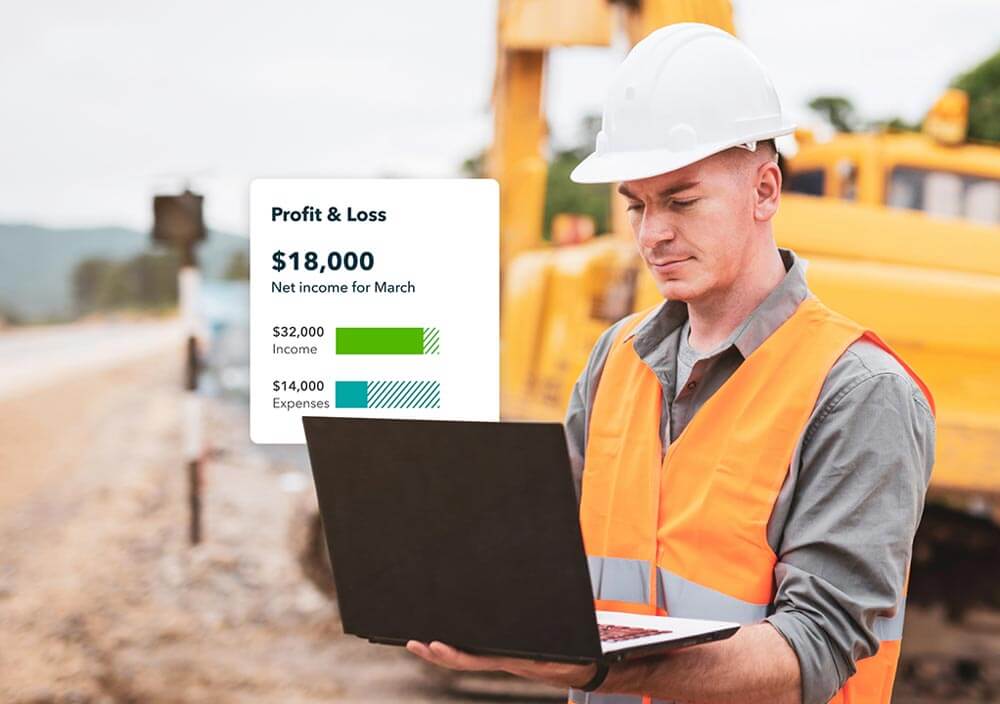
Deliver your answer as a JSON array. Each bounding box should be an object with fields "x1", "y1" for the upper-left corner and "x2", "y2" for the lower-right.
[{"x1": 765, "y1": 371, "x2": 936, "y2": 704}]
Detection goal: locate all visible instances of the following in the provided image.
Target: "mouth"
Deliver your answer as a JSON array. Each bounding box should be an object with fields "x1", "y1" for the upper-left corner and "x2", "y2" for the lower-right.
[{"x1": 650, "y1": 257, "x2": 692, "y2": 274}]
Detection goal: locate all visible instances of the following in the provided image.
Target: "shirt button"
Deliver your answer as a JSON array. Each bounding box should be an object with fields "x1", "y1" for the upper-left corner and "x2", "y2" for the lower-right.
[{"x1": 686, "y1": 381, "x2": 697, "y2": 390}]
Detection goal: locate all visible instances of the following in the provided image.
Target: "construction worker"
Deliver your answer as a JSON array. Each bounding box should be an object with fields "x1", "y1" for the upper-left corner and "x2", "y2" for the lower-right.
[{"x1": 407, "y1": 23, "x2": 935, "y2": 704}]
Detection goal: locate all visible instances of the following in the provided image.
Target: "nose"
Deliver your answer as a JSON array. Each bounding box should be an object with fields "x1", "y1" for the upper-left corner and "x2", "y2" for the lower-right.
[{"x1": 636, "y1": 208, "x2": 676, "y2": 253}]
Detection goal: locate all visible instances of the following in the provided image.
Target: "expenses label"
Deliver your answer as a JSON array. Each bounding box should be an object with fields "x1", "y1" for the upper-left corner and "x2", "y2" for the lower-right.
[{"x1": 249, "y1": 179, "x2": 499, "y2": 443}]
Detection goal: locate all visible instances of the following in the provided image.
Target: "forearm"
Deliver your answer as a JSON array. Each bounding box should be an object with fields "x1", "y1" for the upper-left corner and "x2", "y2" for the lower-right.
[{"x1": 598, "y1": 622, "x2": 801, "y2": 704}]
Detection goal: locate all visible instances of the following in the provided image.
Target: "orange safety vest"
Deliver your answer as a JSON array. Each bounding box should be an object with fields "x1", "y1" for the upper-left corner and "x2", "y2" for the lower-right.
[{"x1": 570, "y1": 296, "x2": 934, "y2": 704}]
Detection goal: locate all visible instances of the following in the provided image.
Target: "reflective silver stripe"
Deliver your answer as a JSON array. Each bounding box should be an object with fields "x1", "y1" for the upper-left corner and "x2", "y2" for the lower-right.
[
  {"x1": 586, "y1": 557, "x2": 770, "y2": 622},
  {"x1": 568, "y1": 689, "x2": 644, "y2": 704},
  {"x1": 656, "y1": 566, "x2": 769, "y2": 623},
  {"x1": 873, "y1": 598, "x2": 906, "y2": 641},
  {"x1": 588, "y1": 555, "x2": 650, "y2": 605},
  {"x1": 587, "y1": 558, "x2": 900, "y2": 646}
]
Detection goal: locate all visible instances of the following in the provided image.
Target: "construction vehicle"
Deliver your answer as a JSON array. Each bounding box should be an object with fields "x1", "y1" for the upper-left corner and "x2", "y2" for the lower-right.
[
  {"x1": 497, "y1": 0, "x2": 1000, "y2": 506},
  {"x1": 295, "y1": 0, "x2": 1000, "y2": 697},
  {"x1": 493, "y1": 0, "x2": 1000, "y2": 697}
]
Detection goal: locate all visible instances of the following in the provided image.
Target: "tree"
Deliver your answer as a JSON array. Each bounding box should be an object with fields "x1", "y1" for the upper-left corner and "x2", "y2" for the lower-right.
[
  {"x1": 952, "y1": 46, "x2": 1000, "y2": 143},
  {"x1": 127, "y1": 251, "x2": 179, "y2": 307},
  {"x1": 73, "y1": 258, "x2": 117, "y2": 315},
  {"x1": 463, "y1": 116, "x2": 610, "y2": 240},
  {"x1": 72, "y1": 250, "x2": 179, "y2": 315},
  {"x1": 880, "y1": 116, "x2": 921, "y2": 133},
  {"x1": 223, "y1": 250, "x2": 250, "y2": 280},
  {"x1": 461, "y1": 150, "x2": 487, "y2": 178},
  {"x1": 542, "y1": 149, "x2": 610, "y2": 238},
  {"x1": 808, "y1": 95, "x2": 861, "y2": 133},
  {"x1": 540, "y1": 114, "x2": 609, "y2": 237}
]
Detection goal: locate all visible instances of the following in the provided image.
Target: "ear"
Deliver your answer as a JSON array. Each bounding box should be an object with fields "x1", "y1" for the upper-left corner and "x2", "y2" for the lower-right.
[{"x1": 753, "y1": 160, "x2": 781, "y2": 223}]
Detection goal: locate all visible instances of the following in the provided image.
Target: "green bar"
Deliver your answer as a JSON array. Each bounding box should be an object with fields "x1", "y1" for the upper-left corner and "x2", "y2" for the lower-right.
[
  {"x1": 337, "y1": 327, "x2": 424, "y2": 354},
  {"x1": 335, "y1": 381, "x2": 368, "y2": 408}
]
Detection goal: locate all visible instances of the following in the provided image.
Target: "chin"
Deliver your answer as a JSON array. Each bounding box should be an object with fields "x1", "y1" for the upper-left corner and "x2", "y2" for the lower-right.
[{"x1": 655, "y1": 279, "x2": 700, "y2": 302}]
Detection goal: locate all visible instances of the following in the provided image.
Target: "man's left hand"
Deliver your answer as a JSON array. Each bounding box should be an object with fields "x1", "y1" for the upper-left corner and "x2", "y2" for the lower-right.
[{"x1": 405, "y1": 640, "x2": 597, "y2": 689}]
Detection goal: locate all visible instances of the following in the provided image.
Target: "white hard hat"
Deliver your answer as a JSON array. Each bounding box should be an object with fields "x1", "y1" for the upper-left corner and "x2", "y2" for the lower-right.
[{"x1": 570, "y1": 23, "x2": 796, "y2": 184}]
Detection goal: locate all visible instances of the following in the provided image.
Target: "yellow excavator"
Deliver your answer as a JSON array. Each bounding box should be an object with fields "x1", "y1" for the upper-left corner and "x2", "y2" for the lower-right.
[
  {"x1": 296, "y1": 1, "x2": 999, "y2": 696},
  {"x1": 496, "y1": 0, "x2": 1000, "y2": 511},
  {"x1": 493, "y1": 0, "x2": 1000, "y2": 696}
]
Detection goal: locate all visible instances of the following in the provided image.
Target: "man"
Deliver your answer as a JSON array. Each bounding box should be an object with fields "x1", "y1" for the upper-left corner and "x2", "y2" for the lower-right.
[{"x1": 408, "y1": 23, "x2": 935, "y2": 704}]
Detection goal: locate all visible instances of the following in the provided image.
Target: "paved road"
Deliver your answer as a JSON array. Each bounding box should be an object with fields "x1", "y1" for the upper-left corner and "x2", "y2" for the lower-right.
[{"x1": 0, "y1": 318, "x2": 182, "y2": 400}]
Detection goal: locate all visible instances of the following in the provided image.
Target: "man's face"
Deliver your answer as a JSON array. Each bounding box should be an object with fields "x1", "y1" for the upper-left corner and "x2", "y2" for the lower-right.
[{"x1": 619, "y1": 149, "x2": 764, "y2": 302}]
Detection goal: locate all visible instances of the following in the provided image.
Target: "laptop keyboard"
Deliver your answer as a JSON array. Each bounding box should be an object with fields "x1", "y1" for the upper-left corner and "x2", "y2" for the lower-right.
[{"x1": 598, "y1": 624, "x2": 672, "y2": 643}]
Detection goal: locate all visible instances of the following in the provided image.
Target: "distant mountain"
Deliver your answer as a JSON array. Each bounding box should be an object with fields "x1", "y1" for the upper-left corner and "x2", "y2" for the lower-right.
[{"x1": 0, "y1": 223, "x2": 248, "y2": 322}]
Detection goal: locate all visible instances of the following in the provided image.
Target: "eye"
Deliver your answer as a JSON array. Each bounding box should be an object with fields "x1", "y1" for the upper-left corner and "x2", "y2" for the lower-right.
[
  {"x1": 672, "y1": 198, "x2": 698, "y2": 209},
  {"x1": 626, "y1": 202, "x2": 644, "y2": 212}
]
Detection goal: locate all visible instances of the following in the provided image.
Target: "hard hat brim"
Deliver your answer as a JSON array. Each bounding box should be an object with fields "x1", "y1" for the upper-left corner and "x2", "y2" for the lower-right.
[{"x1": 569, "y1": 123, "x2": 797, "y2": 184}]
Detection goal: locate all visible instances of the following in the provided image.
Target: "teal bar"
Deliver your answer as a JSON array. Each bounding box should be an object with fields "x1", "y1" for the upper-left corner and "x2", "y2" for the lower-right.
[{"x1": 335, "y1": 381, "x2": 368, "y2": 408}]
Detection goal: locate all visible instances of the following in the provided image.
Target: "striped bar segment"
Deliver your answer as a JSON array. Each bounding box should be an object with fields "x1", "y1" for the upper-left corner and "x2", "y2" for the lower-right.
[
  {"x1": 335, "y1": 380, "x2": 440, "y2": 409},
  {"x1": 422, "y1": 327, "x2": 440, "y2": 354},
  {"x1": 336, "y1": 327, "x2": 440, "y2": 355}
]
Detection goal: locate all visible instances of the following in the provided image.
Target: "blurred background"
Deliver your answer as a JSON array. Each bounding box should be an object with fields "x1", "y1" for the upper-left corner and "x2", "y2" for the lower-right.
[{"x1": 2, "y1": 1, "x2": 999, "y2": 702}]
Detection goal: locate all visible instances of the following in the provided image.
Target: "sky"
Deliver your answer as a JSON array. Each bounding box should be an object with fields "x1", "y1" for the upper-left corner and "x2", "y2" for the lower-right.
[{"x1": 1, "y1": 0, "x2": 998, "y2": 234}]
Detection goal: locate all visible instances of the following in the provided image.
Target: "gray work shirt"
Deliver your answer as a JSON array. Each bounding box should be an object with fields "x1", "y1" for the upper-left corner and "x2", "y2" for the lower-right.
[{"x1": 564, "y1": 248, "x2": 935, "y2": 704}]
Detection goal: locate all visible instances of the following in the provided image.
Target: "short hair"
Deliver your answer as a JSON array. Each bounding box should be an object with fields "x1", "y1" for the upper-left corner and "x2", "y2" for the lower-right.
[{"x1": 759, "y1": 138, "x2": 778, "y2": 162}]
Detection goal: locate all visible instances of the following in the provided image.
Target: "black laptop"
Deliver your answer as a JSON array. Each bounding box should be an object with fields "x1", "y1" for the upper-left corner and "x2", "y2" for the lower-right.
[{"x1": 302, "y1": 416, "x2": 739, "y2": 664}]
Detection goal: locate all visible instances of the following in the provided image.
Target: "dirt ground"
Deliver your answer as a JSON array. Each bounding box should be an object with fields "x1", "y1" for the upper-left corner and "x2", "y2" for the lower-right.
[
  {"x1": 0, "y1": 352, "x2": 563, "y2": 703},
  {"x1": 2, "y1": 348, "x2": 996, "y2": 703}
]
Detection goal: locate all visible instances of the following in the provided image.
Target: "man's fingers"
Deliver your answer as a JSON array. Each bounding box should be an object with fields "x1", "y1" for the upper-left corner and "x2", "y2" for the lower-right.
[
  {"x1": 406, "y1": 640, "x2": 451, "y2": 668},
  {"x1": 405, "y1": 640, "x2": 431, "y2": 658},
  {"x1": 428, "y1": 641, "x2": 508, "y2": 670},
  {"x1": 420, "y1": 640, "x2": 525, "y2": 673},
  {"x1": 406, "y1": 640, "x2": 504, "y2": 672},
  {"x1": 427, "y1": 641, "x2": 460, "y2": 659},
  {"x1": 405, "y1": 640, "x2": 594, "y2": 688}
]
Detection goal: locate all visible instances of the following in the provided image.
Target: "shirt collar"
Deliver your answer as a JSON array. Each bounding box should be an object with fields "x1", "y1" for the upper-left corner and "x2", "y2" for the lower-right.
[{"x1": 624, "y1": 248, "x2": 810, "y2": 361}]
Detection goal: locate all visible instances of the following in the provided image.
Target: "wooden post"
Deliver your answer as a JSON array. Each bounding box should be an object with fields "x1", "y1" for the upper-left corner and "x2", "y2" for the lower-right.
[{"x1": 153, "y1": 190, "x2": 207, "y2": 545}]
